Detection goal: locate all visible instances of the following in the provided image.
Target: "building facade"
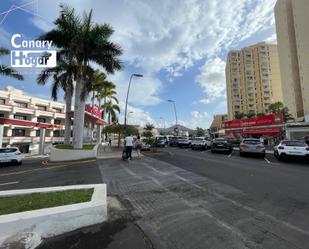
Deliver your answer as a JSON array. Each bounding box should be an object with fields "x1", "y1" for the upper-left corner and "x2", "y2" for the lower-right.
[
  {"x1": 226, "y1": 42, "x2": 283, "y2": 120},
  {"x1": 0, "y1": 87, "x2": 66, "y2": 153},
  {"x1": 275, "y1": 0, "x2": 309, "y2": 121},
  {"x1": 209, "y1": 114, "x2": 228, "y2": 137}
]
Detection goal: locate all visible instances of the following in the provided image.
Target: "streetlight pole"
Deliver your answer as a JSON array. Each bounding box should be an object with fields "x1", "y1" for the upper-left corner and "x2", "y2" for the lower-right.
[
  {"x1": 124, "y1": 73, "x2": 143, "y2": 129},
  {"x1": 127, "y1": 111, "x2": 133, "y2": 125},
  {"x1": 167, "y1": 100, "x2": 178, "y2": 134}
]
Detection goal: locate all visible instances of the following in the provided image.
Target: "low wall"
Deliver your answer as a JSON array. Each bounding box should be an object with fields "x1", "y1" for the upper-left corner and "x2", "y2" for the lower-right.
[
  {"x1": 0, "y1": 184, "x2": 107, "y2": 248},
  {"x1": 50, "y1": 144, "x2": 99, "y2": 162}
]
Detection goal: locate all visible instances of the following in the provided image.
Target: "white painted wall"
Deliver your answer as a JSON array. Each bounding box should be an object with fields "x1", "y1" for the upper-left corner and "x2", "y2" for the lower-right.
[{"x1": 50, "y1": 144, "x2": 98, "y2": 161}]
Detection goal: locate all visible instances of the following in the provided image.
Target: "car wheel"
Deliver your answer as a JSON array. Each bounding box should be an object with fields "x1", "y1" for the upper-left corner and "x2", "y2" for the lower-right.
[
  {"x1": 18, "y1": 161, "x2": 22, "y2": 165},
  {"x1": 211, "y1": 149, "x2": 215, "y2": 153},
  {"x1": 262, "y1": 152, "x2": 266, "y2": 158},
  {"x1": 240, "y1": 151, "x2": 244, "y2": 156},
  {"x1": 191, "y1": 146, "x2": 195, "y2": 150}
]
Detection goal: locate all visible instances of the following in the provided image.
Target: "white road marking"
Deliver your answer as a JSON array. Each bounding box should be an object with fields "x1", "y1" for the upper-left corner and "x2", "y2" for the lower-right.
[
  {"x1": 0, "y1": 181, "x2": 19, "y2": 186},
  {"x1": 264, "y1": 158, "x2": 271, "y2": 164},
  {"x1": 228, "y1": 152, "x2": 233, "y2": 158}
]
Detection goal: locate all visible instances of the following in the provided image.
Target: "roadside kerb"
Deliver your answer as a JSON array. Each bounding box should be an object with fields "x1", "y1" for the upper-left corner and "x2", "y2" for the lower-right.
[{"x1": 0, "y1": 184, "x2": 107, "y2": 248}]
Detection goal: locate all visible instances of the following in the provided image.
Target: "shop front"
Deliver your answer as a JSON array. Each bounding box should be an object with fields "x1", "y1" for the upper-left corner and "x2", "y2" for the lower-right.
[{"x1": 224, "y1": 114, "x2": 284, "y2": 146}]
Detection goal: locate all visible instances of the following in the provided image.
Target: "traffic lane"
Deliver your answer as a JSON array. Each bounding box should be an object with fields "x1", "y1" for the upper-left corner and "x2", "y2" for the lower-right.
[
  {"x1": 0, "y1": 158, "x2": 46, "y2": 175},
  {"x1": 0, "y1": 160, "x2": 102, "y2": 191},
  {"x1": 154, "y1": 147, "x2": 309, "y2": 229}
]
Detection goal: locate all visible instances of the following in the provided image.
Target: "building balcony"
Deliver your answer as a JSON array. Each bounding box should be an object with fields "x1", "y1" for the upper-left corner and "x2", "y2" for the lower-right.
[
  {"x1": 0, "y1": 104, "x2": 13, "y2": 113},
  {"x1": 13, "y1": 106, "x2": 35, "y2": 115},
  {"x1": 35, "y1": 109, "x2": 54, "y2": 117},
  {"x1": 53, "y1": 112, "x2": 65, "y2": 119}
]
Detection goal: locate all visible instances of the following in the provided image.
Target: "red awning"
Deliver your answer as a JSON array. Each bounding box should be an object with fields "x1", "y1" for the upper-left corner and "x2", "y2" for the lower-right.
[
  {"x1": 0, "y1": 118, "x2": 53, "y2": 128},
  {"x1": 242, "y1": 127, "x2": 281, "y2": 135}
]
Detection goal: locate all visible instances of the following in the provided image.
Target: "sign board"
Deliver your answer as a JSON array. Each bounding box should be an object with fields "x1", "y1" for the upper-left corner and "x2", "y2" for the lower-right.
[
  {"x1": 85, "y1": 104, "x2": 103, "y2": 118},
  {"x1": 224, "y1": 113, "x2": 284, "y2": 129}
]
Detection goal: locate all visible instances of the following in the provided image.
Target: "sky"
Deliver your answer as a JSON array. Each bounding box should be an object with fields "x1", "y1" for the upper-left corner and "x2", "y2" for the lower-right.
[{"x1": 0, "y1": 0, "x2": 278, "y2": 129}]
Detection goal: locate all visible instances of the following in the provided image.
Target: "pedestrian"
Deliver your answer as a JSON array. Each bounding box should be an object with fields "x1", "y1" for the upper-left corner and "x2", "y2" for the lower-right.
[
  {"x1": 124, "y1": 133, "x2": 134, "y2": 160},
  {"x1": 135, "y1": 135, "x2": 142, "y2": 158},
  {"x1": 109, "y1": 137, "x2": 112, "y2": 147}
]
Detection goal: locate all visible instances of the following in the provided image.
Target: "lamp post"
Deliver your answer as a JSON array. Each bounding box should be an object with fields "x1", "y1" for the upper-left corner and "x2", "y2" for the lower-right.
[
  {"x1": 124, "y1": 73, "x2": 143, "y2": 129},
  {"x1": 167, "y1": 100, "x2": 178, "y2": 135},
  {"x1": 127, "y1": 111, "x2": 134, "y2": 125}
]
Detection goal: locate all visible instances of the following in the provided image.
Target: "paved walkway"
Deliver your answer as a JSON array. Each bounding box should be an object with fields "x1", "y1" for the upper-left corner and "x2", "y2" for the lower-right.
[{"x1": 97, "y1": 145, "x2": 140, "y2": 159}]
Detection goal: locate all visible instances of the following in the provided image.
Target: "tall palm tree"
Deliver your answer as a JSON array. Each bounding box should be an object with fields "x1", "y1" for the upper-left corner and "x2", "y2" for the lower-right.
[
  {"x1": 0, "y1": 48, "x2": 24, "y2": 80},
  {"x1": 37, "y1": 54, "x2": 77, "y2": 145},
  {"x1": 39, "y1": 4, "x2": 122, "y2": 148},
  {"x1": 103, "y1": 100, "x2": 120, "y2": 125}
]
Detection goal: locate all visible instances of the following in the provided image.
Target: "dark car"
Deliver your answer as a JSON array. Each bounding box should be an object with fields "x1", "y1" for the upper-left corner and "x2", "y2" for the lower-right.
[
  {"x1": 168, "y1": 136, "x2": 178, "y2": 147},
  {"x1": 211, "y1": 138, "x2": 233, "y2": 153}
]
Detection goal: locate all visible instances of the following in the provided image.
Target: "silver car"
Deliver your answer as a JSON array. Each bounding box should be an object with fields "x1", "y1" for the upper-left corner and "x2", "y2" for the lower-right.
[{"x1": 239, "y1": 139, "x2": 265, "y2": 157}]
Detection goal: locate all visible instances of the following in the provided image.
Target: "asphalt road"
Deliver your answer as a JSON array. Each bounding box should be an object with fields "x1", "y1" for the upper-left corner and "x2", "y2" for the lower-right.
[
  {"x1": 0, "y1": 158, "x2": 102, "y2": 191},
  {"x1": 1, "y1": 148, "x2": 309, "y2": 249}
]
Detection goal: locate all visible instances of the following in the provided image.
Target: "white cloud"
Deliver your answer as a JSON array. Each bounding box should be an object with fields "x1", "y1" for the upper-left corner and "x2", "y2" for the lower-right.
[
  {"x1": 264, "y1": 33, "x2": 277, "y2": 43},
  {"x1": 195, "y1": 57, "x2": 226, "y2": 103}
]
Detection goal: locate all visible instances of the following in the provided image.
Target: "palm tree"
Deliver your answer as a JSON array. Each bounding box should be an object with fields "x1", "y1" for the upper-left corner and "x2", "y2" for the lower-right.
[
  {"x1": 103, "y1": 100, "x2": 120, "y2": 125},
  {"x1": 0, "y1": 48, "x2": 24, "y2": 80},
  {"x1": 39, "y1": 4, "x2": 122, "y2": 148},
  {"x1": 37, "y1": 54, "x2": 77, "y2": 144}
]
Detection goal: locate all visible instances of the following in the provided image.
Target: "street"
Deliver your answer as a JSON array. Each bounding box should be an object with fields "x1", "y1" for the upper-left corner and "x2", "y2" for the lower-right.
[{"x1": 1, "y1": 148, "x2": 309, "y2": 248}]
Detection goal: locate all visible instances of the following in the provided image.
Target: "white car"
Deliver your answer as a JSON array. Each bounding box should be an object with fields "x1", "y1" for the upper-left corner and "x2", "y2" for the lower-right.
[
  {"x1": 191, "y1": 137, "x2": 211, "y2": 150},
  {"x1": 0, "y1": 147, "x2": 23, "y2": 165},
  {"x1": 274, "y1": 140, "x2": 309, "y2": 160}
]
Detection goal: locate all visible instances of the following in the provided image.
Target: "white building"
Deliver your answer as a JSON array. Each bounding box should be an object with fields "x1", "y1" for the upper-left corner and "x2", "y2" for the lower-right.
[{"x1": 0, "y1": 87, "x2": 105, "y2": 154}]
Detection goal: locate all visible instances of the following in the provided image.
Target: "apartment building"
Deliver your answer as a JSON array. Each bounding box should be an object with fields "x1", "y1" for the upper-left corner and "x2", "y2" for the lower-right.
[
  {"x1": 275, "y1": 0, "x2": 309, "y2": 121},
  {"x1": 226, "y1": 42, "x2": 283, "y2": 120},
  {"x1": 0, "y1": 87, "x2": 66, "y2": 153}
]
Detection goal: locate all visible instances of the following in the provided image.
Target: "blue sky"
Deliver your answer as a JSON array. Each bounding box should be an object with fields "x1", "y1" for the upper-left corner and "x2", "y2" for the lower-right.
[{"x1": 0, "y1": 0, "x2": 277, "y2": 128}]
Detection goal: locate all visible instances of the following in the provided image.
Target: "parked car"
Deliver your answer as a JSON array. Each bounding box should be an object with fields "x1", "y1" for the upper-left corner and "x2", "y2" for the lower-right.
[
  {"x1": 211, "y1": 138, "x2": 233, "y2": 153},
  {"x1": 0, "y1": 147, "x2": 23, "y2": 165},
  {"x1": 274, "y1": 140, "x2": 309, "y2": 160},
  {"x1": 155, "y1": 136, "x2": 166, "y2": 147},
  {"x1": 191, "y1": 137, "x2": 210, "y2": 150},
  {"x1": 141, "y1": 138, "x2": 151, "y2": 151},
  {"x1": 178, "y1": 137, "x2": 191, "y2": 148},
  {"x1": 226, "y1": 137, "x2": 241, "y2": 147},
  {"x1": 168, "y1": 136, "x2": 178, "y2": 147},
  {"x1": 239, "y1": 139, "x2": 265, "y2": 157}
]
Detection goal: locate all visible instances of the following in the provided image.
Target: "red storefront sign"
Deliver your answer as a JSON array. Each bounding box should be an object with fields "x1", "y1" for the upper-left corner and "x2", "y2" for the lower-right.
[
  {"x1": 224, "y1": 113, "x2": 283, "y2": 129},
  {"x1": 85, "y1": 104, "x2": 103, "y2": 118},
  {"x1": 242, "y1": 127, "x2": 281, "y2": 135}
]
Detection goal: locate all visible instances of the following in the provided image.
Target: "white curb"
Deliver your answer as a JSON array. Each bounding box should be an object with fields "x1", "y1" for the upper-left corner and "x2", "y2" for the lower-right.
[{"x1": 0, "y1": 184, "x2": 107, "y2": 248}]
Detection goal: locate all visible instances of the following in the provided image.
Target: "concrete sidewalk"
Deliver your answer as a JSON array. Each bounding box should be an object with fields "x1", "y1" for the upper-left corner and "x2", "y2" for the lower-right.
[{"x1": 97, "y1": 146, "x2": 140, "y2": 159}]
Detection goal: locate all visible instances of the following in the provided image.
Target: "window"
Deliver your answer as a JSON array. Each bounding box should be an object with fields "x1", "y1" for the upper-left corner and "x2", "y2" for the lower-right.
[
  {"x1": 12, "y1": 129, "x2": 26, "y2": 136},
  {"x1": 15, "y1": 102, "x2": 27, "y2": 108},
  {"x1": 37, "y1": 105, "x2": 47, "y2": 111},
  {"x1": 0, "y1": 99, "x2": 5, "y2": 104},
  {"x1": 53, "y1": 130, "x2": 61, "y2": 137},
  {"x1": 54, "y1": 119, "x2": 61, "y2": 125},
  {"x1": 37, "y1": 117, "x2": 46, "y2": 123},
  {"x1": 0, "y1": 113, "x2": 4, "y2": 118},
  {"x1": 14, "y1": 115, "x2": 27, "y2": 120},
  {"x1": 36, "y1": 130, "x2": 40, "y2": 137}
]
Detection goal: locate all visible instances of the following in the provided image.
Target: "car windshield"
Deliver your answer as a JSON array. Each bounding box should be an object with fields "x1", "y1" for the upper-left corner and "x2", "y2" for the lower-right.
[
  {"x1": 282, "y1": 141, "x2": 306, "y2": 147},
  {"x1": 243, "y1": 140, "x2": 261, "y2": 145},
  {"x1": 193, "y1": 138, "x2": 203, "y2": 141},
  {"x1": 215, "y1": 139, "x2": 226, "y2": 142}
]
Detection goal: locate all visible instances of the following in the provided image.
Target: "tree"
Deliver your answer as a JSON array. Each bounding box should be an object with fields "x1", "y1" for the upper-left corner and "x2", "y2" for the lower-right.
[
  {"x1": 247, "y1": 112, "x2": 256, "y2": 118},
  {"x1": 0, "y1": 48, "x2": 24, "y2": 80},
  {"x1": 39, "y1": 4, "x2": 122, "y2": 148},
  {"x1": 37, "y1": 54, "x2": 76, "y2": 145},
  {"x1": 235, "y1": 113, "x2": 246, "y2": 120},
  {"x1": 282, "y1": 107, "x2": 294, "y2": 122},
  {"x1": 142, "y1": 123, "x2": 154, "y2": 137},
  {"x1": 257, "y1": 112, "x2": 265, "y2": 117},
  {"x1": 269, "y1": 102, "x2": 284, "y2": 114},
  {"x1": 196, "y1": 127, "x2": 205, "y2": 137},
  {"x1": 103, "y1": 100, "x2": 120, "y2": 125},
  {"x1": 104, "y1": 124, "x2": 138, "y2": 147}
]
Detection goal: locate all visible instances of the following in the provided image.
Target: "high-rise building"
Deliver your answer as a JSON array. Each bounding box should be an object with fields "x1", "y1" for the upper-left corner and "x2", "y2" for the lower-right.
[
  {"x1": 275, "y1": 0, "x2": 309, "y2": 121},
  {"x1": 226, "y1": 42, "x2": 283, "y2": 120}
]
